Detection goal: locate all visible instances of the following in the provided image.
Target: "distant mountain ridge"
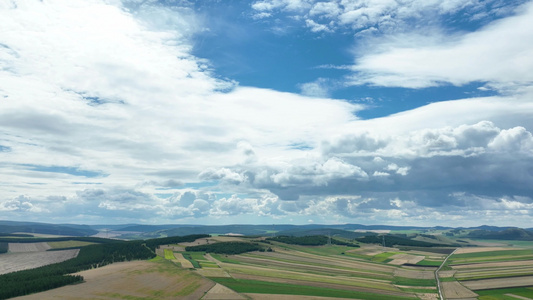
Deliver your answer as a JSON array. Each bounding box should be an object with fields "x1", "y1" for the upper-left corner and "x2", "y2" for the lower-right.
[
  {"x1": 0, "y1": 220, "x2": 97, "y2": 236},
  {"x1": 1, "y1": 220, "x2": 531, "y2": 239}
]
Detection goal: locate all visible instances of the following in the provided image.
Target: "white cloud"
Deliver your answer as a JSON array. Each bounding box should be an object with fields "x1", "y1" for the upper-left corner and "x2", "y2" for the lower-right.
[
  {"x1": 1, "y1": 0, "x2": 532, "y2": 226},
  {"x1": 299, "y1": 78, "x2": 331, "y2": 97},
  {"x1": 489, "y1": 126, "x2": 533, "y2": 153},
  {"x1": 349, "y1": 2, "x2": 533, "y2": 90},
  {"x1": 305, "y1": 19, "x2": 332, "y2": 32},
  {"x1": 251, "y1": 0, "x2": 512, "y2": 33}
]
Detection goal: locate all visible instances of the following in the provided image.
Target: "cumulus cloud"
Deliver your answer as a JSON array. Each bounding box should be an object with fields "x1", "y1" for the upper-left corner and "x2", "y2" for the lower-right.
[{"x1": 1, "y1": 0, "x2": 532, "y2": 226}]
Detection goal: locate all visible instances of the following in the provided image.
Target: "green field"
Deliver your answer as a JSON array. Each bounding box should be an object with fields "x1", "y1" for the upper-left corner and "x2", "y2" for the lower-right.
[
  {"x1": 448, "y1": 249, "x2": 533, "y2": 264},
  {"x1": 182, "y1": 253, "x2": 201, "y2": 268},
  {"x1": 163, "y1": 248, "x2": 174, "y2": 260},
  {"x1": 209, "y1": 278, "x2": 417, "y2": 300},
  {"x1": 476, "y1": 287, "x2": 533, "y2": 299},
  {"x1": 372, "y1": 251, "x2": 401, "y2": 262}
]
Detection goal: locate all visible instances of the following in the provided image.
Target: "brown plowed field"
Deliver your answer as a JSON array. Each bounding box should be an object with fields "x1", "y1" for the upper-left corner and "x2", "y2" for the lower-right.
[
  {"x1": 0, "y1": 249, "x2": 79, "y2": 275},
  {"x1": 8, "y1": 242, "x2": 51, "y2": 252},
  {"x1": 12, "y1": 259, "x2": 214, "y2": 300},
  {"x1": 462, "y1": 275, "x2": 533, "y2": 290},
  {"x1": 441, "y1": 281, "x2": 478, "y2": 299}
]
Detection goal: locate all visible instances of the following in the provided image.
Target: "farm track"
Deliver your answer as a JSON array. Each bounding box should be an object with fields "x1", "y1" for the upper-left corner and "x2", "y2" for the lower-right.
[
  {"x1": 0, "y1": 249, "x2": 79, "y2": 275},
  {"x1": 436, "y1": 248, "x2": 457, "y2": 300}
]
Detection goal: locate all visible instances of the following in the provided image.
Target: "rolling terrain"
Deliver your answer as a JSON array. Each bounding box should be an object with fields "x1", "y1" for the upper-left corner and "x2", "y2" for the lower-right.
[{"x1": 1, "y1": 222, "x2": 533, "y2": 299}]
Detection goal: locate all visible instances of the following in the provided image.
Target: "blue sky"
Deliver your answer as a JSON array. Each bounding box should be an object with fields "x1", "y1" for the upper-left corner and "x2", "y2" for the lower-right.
[{"x1": 1, "y1": 0, "x2": 533, "y2": 226}]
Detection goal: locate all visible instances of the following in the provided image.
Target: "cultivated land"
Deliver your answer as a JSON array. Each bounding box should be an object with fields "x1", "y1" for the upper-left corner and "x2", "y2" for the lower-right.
[
  {"x1": 437, "y1": 244, "x2": 533, "y2": 300},
  {"x1": 8, "y1": 242, "x2": 51, "y2": 252},
  {"x1": 3, "y1": 226, "x2": 533, "y2": 300},
  {"x1": 12, "y1": 258, "x2": 214, "y2": 300},
  {"x1": 0, "y1": 249, "x2": 79, "y2": 275}
]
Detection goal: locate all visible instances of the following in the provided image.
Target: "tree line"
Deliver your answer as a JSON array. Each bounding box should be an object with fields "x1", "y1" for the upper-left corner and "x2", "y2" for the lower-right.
[
  {"x1": 185, "y1": 242, "x2": 265, "y2": 254},
  {"x1": 0, "y1": 234, "x2": 209, "y2": 299},
  {"x1": 266, "y1": 235, "x2": 359, "y2": 247},
  {"x1": 0, "y1": 242, "x2": 7, "y2": 254}
]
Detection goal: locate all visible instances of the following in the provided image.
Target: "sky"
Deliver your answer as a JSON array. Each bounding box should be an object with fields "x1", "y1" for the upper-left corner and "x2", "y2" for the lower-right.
[{"x1": 1, "y1": 0, "x2": 533, "y2": 227}]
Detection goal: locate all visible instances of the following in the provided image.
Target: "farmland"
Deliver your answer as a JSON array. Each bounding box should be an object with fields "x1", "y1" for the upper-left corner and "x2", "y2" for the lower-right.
[
  {"x1": 0, "y1": 249, "x2": 79, "y2": 275},
  {"x1": 2, "y1": 226, "x2": 533, "y2": 299},
  {"x1": 435, "y1": 246, "x2": 533, "y2": 299},
  {"x1": 12, "y1": 257, "x2": 214, "y2": 300},
  {"x1": 158, "y1": 236, "x2": 447, "y2": 299}
]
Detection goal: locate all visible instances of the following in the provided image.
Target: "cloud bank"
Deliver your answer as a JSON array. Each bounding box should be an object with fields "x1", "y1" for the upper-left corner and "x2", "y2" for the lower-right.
[{"x1": 0, "y1": 0, "x2": 532, "y2": 226}]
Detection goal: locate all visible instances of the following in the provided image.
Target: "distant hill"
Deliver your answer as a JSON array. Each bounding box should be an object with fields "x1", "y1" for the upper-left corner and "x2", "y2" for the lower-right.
[
  {"x1": 467, "y1": 228, "x2": 533, "y2": 240},
  {"x1": 0, "y1": 221, "x2": 97, "y2": 236},
  {"x1": 274, "y1": 228, "x2": 373, "y2": 239},
  {"x1": 0, "y1": 220, "x2": 527, "y2": 240},
  {"x1": 161, "y1": 224, "x2": 298, "y2": 237},
  {"x1": 461, "y1": 225, "x2": 517, "y2": 232}
]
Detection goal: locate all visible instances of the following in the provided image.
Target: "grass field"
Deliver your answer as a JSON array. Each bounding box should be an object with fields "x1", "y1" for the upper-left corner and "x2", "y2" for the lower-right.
[
  {"x1": 448, "y1": 249, "x2": 533, "y2": 264},
  {"x1": 163, "y1": 248, "x2": 174, "y2": 260},
  {"x1": 210, "y1": 277, "x2": 418, "y2": 300},
  {"x1": 476, "y1": 287, "x2": 533, "y2": 299},
  {"x1": 372, "y1": 251, "x2": 402, "y2": 262}
]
